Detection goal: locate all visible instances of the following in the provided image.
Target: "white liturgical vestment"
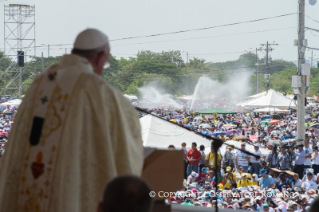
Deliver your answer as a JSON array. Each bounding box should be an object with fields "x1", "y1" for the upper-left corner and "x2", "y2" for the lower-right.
[{"x1": 0, "y1": 54, "x2": 143, "y2": 212}]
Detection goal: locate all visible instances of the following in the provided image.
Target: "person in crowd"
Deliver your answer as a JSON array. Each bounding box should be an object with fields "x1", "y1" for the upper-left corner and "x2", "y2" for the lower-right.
[
  {"x1": 251, "y1": 173, "x2": 258, "y2": 186},
  {"x1": 266, "y1": 145, "x2": 279, "y2": 168},
  {"x1": 219, "y1": 132, "x2": 228, "y2": 141},
  {"x1": 259, "y1": 169, "x2": 275, "y2": 189},
  {"x1": 97, "y1": 175, "x2": 153, "y2": 212},
  {"x1": 291, "y1": 144, "x2": 306, "y2": 179},
  {"x1": 312, "y1": 146, "x2": 319, "y2": 175},
  {"x1": 207, "y1": 170, "x2": 216, "y2": 184},
  {"x1": 223, "y1": 146, "x2": 233, "y2": 170},
  {"x1": 235, "y1": 142, "x2": 250, "y2": 172},
  {"x1": 205, "y1": 144, "x2": 221, "y2": 171},
  {"x1": 301, "y1": 168, "x2": 316, "y2": 182},
  {"x1": 182, "y1": 142, "x2": 188, "y2": 179},
  {"x1": 187, "y1": 171, "x2": 198, "y2": 185},
  {"x1": 291, "y1": 173, "x2": 302, "y2": 189},
  {"x1": 277, "y1": 173, "x2": 287, "y2": 192},
  {"x1": 237, "y1": 173, "x2": 251, "y2": 188},
  {"x1": 199, "y1": 145, "x2": 206, "y2": 172},
  {"x1": 187, "y1": 142, "x2": 204, "y2": 176},
  {"x1": 250, "y1": 143, "x2": 261, "y2": 175},
  {"x1": 197, "y1": 167, "x2": 208, "y2": 186},
  {"x1": 168, "y1": 145, "x2": 175, "y2": 149},
  {"x1": 301, "y1": 172, "x2": 317, "y2": 192},
  {"x1": 223, "y1": 166, "x2": 236, "y2": 190},
  {"x1": 304, "y1": 140, "x2": 313, "y2": 173},
  {"x1": 260, "y1": 161, "x2": 270, "y2": 174},
  {"x1": 278, "y1": 146, "x2": 290, "y2": 170}
]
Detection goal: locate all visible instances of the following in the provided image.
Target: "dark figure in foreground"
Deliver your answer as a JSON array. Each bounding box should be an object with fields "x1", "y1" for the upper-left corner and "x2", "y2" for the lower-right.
[{"x1": 98, "y1": 175, "x2": 153, "y2": 212}]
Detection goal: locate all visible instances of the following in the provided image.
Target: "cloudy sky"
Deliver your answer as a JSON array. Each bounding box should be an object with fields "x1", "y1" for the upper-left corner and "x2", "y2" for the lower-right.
[{"x1": 1, "y1": 0, "x2": 319, "y2": 63}]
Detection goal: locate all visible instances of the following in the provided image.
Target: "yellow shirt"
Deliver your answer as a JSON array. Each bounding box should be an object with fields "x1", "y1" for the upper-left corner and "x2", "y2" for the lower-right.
[
  {"x1": 224, "y1": 173, "x2": 236, "y2": 189},
  {"x1": 218, "y1": 136, "x2": 228, "y2": 140},
  {"x1": 251, "y1": 181, "x2": 258, "y2": 186},
  {"x1": 237, "y1": 179, "x2": 251, "y2": 188},
  {"x1": 205, "y1": 152, "x2": 221, "y2": 169}
]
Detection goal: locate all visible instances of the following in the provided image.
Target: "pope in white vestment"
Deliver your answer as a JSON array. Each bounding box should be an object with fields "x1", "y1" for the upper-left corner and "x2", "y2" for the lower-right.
[{"x1": 0, "y1": 29, "x2": 143, "y2": 212}]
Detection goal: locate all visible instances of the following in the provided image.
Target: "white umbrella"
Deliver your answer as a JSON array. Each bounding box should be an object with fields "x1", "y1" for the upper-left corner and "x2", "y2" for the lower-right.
[
  {"x1": 268, "y1": 139, "x2": 282, "y2": 146},
  {"x1": 199, "y1": 124, "x2": 211, "y2": 129}
]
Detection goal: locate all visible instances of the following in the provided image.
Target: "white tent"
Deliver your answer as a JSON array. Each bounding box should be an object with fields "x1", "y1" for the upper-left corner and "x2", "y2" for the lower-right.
[
  {"x1": 237, "y1": 89, "x2": 294, "y2": 109},
  {"x1": 254, "y1": 107, "x2": 290, "y2": 114},
  {"x1": 140, "y1": 115, "x2": 211, "y2": 149},
  {"x1": 140, "y1": 115, "x2": 269, "y2": 158},
  {"x1": 0, "y1": 99, "x2": 22, "y2": 107},
  {"x1": 124, "y1": 94, "x2": 138, "y2": 100},
  {"x1": 247, "y1": 91, "x2": 267, "y2": 99},
  {"x1": 220, "y1": 140, "x2": 270, "y2": 156}
]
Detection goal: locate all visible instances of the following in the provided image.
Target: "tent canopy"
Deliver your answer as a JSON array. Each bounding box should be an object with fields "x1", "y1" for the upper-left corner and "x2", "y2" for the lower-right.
[
  {"x1": 0, "y1": 99, "x2": 22, "y2": 107},
  {"x1": 254, "y1": 107, "x2": 290, "y2": 114},
  {"x1": 140, "y1": 115, "x2": 211, "y2": 149},
  {"x1": 197, "y1": 108, "x2": 237, "y2": 114},
  {"x1": 237, "y1": 89, "x2": 293, "y2": 109}
]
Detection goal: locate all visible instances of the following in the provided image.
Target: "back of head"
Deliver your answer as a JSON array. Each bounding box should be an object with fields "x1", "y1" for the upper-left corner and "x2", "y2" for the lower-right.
[
  {"x1": 309, "y1": 197, "x2": 319, "y2": 212},
  {"x1": 72, "y1": 29, "x2": 109, "y2": 59},
  {"x1": 101, "y1": 175, "x2": 153, "y2": 212},
  {"x1": 71, "y1": 28, "x2": 110, "y2": 75},
  {"x1": 73, "y1": 28, "x2": 109, "y2": 51}
]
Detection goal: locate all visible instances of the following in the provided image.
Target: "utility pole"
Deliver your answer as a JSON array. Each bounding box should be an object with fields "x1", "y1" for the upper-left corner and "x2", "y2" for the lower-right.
[
  {"x1": 48, "y1": 44, "x2": 50, "y2": 68},
  {"x1": 260, "y1": 41, "x2": 278, "y2": 93},
  {"x1": 256, "y1": 48, "x2": 259, "y2": 94},
  {"x1": 41, "y1": 52, "x2": 44, "y2": 71},
  {"x1": 297, "y1": 0, "x2": 306, "y2": 145}
]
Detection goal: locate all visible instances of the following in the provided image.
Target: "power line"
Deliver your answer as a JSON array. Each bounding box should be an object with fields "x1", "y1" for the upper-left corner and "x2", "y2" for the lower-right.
[
  {"x1": 309, "y1": 30, "x2": 319, "y2": 37},
  {"x1": 306, "y1": 46, "x2": 319, "y2": 51},
  {"x1": 305, "y1": 27, "x2": 319, "y2": 33},
  {"x1": 0, "y1": 26, "x2": 296, "y2": 50},
  {"x1": 112, "y1": 27, "x2": 296, "y2": 46},
  {"x1": 305, "y1": 15, "x2": 319, "y2": 24},
  {"x1": 110, "y1": 13, "x2": 296, "y2": 41}
]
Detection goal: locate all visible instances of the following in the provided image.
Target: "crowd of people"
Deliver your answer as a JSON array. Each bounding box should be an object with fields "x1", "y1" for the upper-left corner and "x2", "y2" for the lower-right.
[
  {"x1": 138, "y1": 104, "x2": 319, "y2": 212},
  {"x1": 0, "y1": 105, "x2": 15, "y2": 157}
]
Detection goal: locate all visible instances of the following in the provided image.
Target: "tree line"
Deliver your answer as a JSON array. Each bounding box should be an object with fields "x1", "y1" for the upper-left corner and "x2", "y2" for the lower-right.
[{"x1": 0, "y1": 50, "x2": 319, "y2": 97}]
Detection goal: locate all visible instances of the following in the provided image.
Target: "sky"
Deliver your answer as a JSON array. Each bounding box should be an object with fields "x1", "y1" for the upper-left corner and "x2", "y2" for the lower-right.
[{"x1": 1, "y1": 0, "x2": 319, "y2": 64}]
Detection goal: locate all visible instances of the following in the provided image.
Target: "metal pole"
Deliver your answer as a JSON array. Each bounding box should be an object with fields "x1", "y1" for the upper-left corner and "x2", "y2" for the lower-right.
[
  {"x1": 297, "y1": 0, "x2": 306, "y2": 145},
  {"x1": 18, "y1": 6, "x2": 22, "y2": 99},
  {"x1": 266, "y1": 41, "x2": 269, "y2": 93},
  {"x1": 19, "y1": 67, "x2": 22, "y2": 99},
  {"x1": 48, "y1": 44, "x2": 50, "y2": 68},
  {"x1": 42, "y1": 52, "x2": 44, "y2": 71},
  {"x1": 187, "y1": 75, "x2": 189, "y2": 95},
  {"x1": 214, "y1": 144, "x2": 218, "y2": 212},
  {"x1": 311, "y1": 50, "x2": 313, "y2": 67},
  {"x1": 256, "y1": 48, "x2": 259, "y2": 94},
  {"x1": 3, "y1": 6, "x2": 5, "y2": 98}
]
